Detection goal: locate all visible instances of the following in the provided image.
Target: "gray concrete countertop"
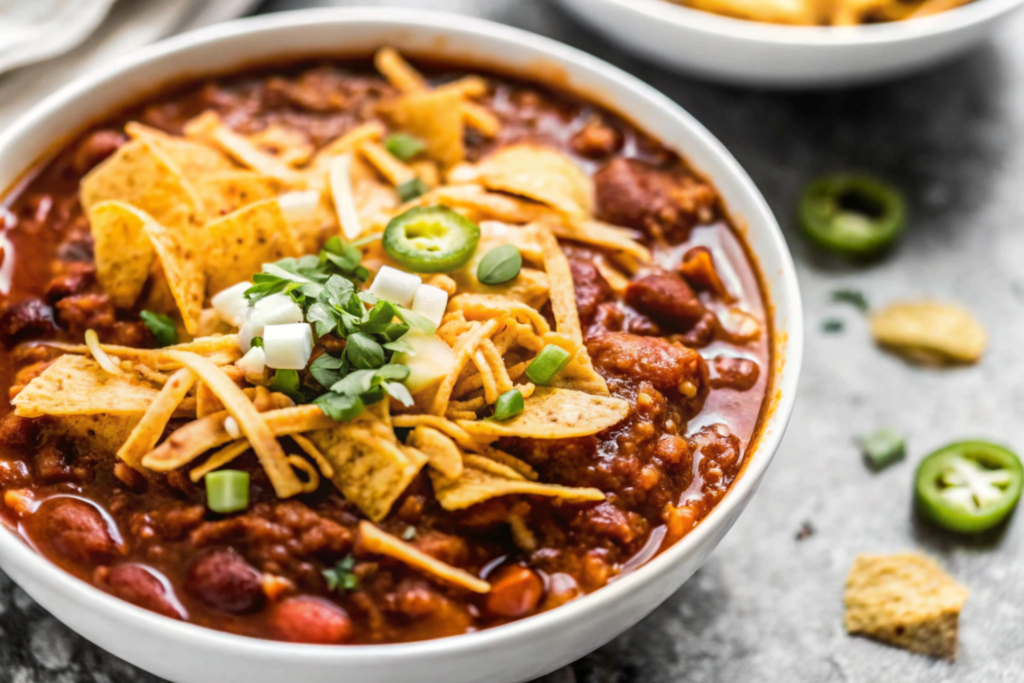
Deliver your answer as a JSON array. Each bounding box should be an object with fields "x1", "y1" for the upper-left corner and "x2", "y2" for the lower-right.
[{"x1": 3, "y1": 0, "x2": 1024, "y2": 681}]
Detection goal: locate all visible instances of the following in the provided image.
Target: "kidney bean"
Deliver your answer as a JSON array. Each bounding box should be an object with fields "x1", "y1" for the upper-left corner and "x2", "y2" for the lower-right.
[
  {"x1": 485, "y1": 565, "x2": 544, "y2": 619},
  {"x1": 185, "y1": 548, "x2": 264, "y2": 614},
  {"x1": 270, "y1": 596, "x2": 353, "y2": 644}
]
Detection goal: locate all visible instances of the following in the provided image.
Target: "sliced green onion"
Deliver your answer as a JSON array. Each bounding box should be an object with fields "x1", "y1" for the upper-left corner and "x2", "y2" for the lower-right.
[
  {"x1": 525, "y1": 345, "x2": 572, "y2": 385},
  {"x1": 205, "y1": 470, "x2": 250, "y2": 513},
  {"x1": 493, "y1": 389, "x2": 524, "y2": 420},
  {"x1": 477, "y1": 244, "x2": 522, "y2": 285},
  {"x1": 859, "y1": 427, "x2": 905, "y2": 470},
  {"x1": 397, "y1": 177, "x2": 430, "y2": 203},
  {"x1": 385, "y1": 133, "x2": 426, "y2": 161}
]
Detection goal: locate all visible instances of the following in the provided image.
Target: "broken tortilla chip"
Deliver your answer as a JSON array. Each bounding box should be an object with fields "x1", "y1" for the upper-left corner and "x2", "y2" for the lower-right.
[
  {"x1": 306, "y1": 422, "x2": 424, "y2": 522},
  {"x1": 358, "y1": 520, "x2": 490, "y2": 593},
  {"x1": 381, "y1": 87, "x2": 466, "y2": 168},
  {"x1": 548, "y1": 219, "x2": 651, "y2": 263},
  {"x1": 195, "y1": 170, "x2": 284, "y2": 218},
  {"x1": 458, "y1": 387, "x2": 628, "y2": 440},
  {"x1": 469, "y1": 145, "x2": 594, "y2": 221},
  {"x1": 80, "y1": 139, "x2": 201, "y2": 229},
  {"x1": 407, "y1": 425, "x2": 463, "y2": 479},
  {"x1": 870, "y1": 301, "x2": 986, "y2": 365},
  {"x1": 12, "y1": 355, "x2": 159, "y2": 418},
  {"x1": 203, "y1": 198, "x2": 300, "y2": 296},
  {"x1": 431, "y1": 465, "x2": 604, "y2": 511},
  {"x1": 144, "y1": 219, "x2": 206, "y2": 335},
  {"x1": 125, "y1": 122, "x2": 235, "y2": 178},
  {"x1": 185, "y1": 111, "x2": 299, "y2": 183},
  {"x1": 117, "y1": 367, "x2": 196, "y2": 468},
  {"x1": 87, "y1": 201, "x2": 157, "y2": 309}
]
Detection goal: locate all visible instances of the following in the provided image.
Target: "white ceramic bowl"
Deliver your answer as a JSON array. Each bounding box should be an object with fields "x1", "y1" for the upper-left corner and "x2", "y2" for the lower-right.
[
  {"x1": 0, "y1": 9, "x2": 803, "y2": 683},
  {"x1": 553, "y1": 0, "x2": 1024, "y2": 87}
]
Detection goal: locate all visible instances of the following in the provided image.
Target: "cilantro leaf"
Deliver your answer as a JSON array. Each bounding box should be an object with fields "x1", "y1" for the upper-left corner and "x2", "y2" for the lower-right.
[
  {"x1": 331, "y1": 369, "x2": 376, "y2": 396},
  {"x1": 323, "y1": 554, "x2": 359, "y2": 593},
  {"x1": 309, "y1": 353, "x2": 345, "y2": 389},
  {"x1": 384, "y1": 381, "x2": 414, "y2": 407},
  {"x1": 345, "y1": 332, "x2": 385, "y2": 369},
  {"x1": 270, "y1": 369, "x2": 304, "y2": 403},
  {"x1": 306, "y1": 301, "x2": 341, "y2": 337},
  {"x1": 139, "y1": 310, "x2": 178, "y2": 347},
  {"x1": 313, "y1": 392, "x2": 364, "y2": 421}
]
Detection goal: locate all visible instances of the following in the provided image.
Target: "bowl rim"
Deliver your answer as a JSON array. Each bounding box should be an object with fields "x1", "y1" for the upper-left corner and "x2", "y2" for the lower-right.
[
  {"x1": 589, "y1": 0, "x2": 1024, "y2": 45},
  {"x1": 0, "y1": 7, "x2": 803, "y2": 663}
]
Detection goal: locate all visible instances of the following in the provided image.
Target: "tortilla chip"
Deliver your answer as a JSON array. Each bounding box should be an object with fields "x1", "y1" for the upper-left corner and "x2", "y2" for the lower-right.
[
  {"x1": 247, "y1": 124, "x2": 313, "y2": 167},
  {"x1": 56, "y1": 414, "x2": 141, "y2": 456},
  {"x1": 203, "y1": 198, "x2": 300, "y2": 296},
  {"x1": 125, "y1": 122, "x2": 235, "y2": 178},
  {"x1": 870, "y1": 301, "x2": 986, "y2": 365},
  {"x1": 144, "y1": 220, "x2": 206, "y2": 335},
  {"x1": 358, "y1": 521, "x2": 490, "y2": 593},
  {"x1": 12, "y1": 355, "x2": 158, "y2": 418},
  {"x1": 185, "y1": 111, "x2": 299, "y2": 183},
  {"x1": 43, "y1": 335, "x2": 242, "y2": 371},
  {"x1": 408, "y1": 425, "x2": 463, "y2": 479},
  {"x1": 548, "y1": 219, "x2": 651, "y2": 263},
  {"x1": 117, "y1": 368, "x2": 196, "y2": 468},
  {"x1": 195, "y1": 170, "x2": 284, "y2": 218},
  {"x1": 469, "y1": 145, "x2": 594, "y2": 221},
  {"x1": 81, "y1": 139, "x2": 201, "y2": 228},
  {"x1": 431, "y1": 464, "x2": 604, "y2": 511},
  {"x1": 381, "y1": 88, "x2": 466, "y2": 168},
  {"x1": 844, "y1": 552, "x2": 969, "y2": 660},
  {"x1": 87, "y1": 201, "x2": 157, "y2": 309},
  {"x1": 306, "y1": 423, "x2": 425, "y2": 521},
  {"x1": 457, "y1": 387, "x2": 628, "y2": 440}
]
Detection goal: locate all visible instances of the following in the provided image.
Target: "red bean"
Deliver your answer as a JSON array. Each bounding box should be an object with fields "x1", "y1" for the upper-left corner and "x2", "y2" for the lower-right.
[
  {"x1": 185, "y1": 549, "x2": 264, "y2": 613},
  {"x1": 34, "y1": 497, "x2": 118, "y2": 568},
  {"x1": 270, "y1": 596, "x2": 353, "y2": 644},
  {"x1": 625, "y1": 272, "x2": 707, "y2": 331},
  {"x1": 101, "y1": 565, "x2": 183, "y2": 619},
  {"x1": 485, "y1": 565, "x2": 544, "y2": 619}
]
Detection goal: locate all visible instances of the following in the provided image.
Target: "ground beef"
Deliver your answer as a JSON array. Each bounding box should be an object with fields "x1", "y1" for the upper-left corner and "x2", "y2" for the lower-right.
[{"x1": 570, "y1": 119, "x2": 622, "y2": 158}]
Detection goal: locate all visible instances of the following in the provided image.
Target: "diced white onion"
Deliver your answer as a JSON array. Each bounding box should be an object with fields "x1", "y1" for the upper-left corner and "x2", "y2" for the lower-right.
[
  {"x1": 392, "y1": 332, "x2": 456, "y2": 394},
  {"x1": 369, "y1": 265, "x2": 421, "y2": 308},
  {"x1": 84, "y1": 328, "x2": 123, "y2": 375},
  {"x1": 237, "y1": 293, "x2": 304, "y2": 352},
  {"x1": 329, "y1": 153, "x2": 363, "y2": 240},
  {"x1": 411, "y1": 284, "x2": 448, "y2": 326},
  {"x1": 0, "y1": 229, "x2": 14, "y2": 295},
  {"x1": 223, "y1": 416, "x2": 242, "y2": 440},
  {"x1": 262, "y1": 323, "x2": 314, "y2": 370},
  {"x1": 235, "y1": 346, "x2": 267, "y2": 381},
  {"x1": 210, "y1": 282, "x2": 251, "y2": 327},
  {"x1": 277, "y1": 190, "x2": 321, "y2": 222}
]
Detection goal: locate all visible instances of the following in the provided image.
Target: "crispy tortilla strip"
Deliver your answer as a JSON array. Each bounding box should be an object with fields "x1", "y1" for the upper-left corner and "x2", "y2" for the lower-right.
[
  {"x1": 204, "y1": 198, "x2": 300, "y2": 296},
  {"x1": 461, "y1": 454, "x2": 526, "y2": 481},
  {"x1": 12, "y1": 355, "x2": 159, "y2": 418},
  {"x1": 166, "y1": 351, "x2": 302, "y2": 498},
  {"x1": 381, "y1": 88, "x2": 466, "y2": 168},
  {"x1": 43, "y1": 335, "x2": 242, "y2": 369},
  {"x1": 358, "y1": 521, "x2": 490, "y2": 593},
  {"x1": 458, "y1": 387, "x2": 628, "y2": 440},
  {"x1": 431, "y1": 319, "x2": 499, "y2": 416},
  {"x1": 306, "y1": 423, "x2": 423, "y2": 522},
  {"x1": 80, "y1": 139, "x2": 201, "y2": 228},
  {"x1": 374, "y1": 47, "x2": 428, "y2": 93},
  {"x1": 407, "y1": 426, "x2": 463, "y2": 479},
  {"x1": 309, "y1": 122, "x2": 386, "y2": 175},
  {"x1": 195, "y1": 170, "x2": 284, "y2": 218},
  {"x1": 125, "y1": 122, "x2": 235, "y2": 177},
  {"x1": 329, "y1": 153, "x2": 363, "y2": 240},
  {"x1": 117, "y1": 368, "x2": 196, "y2": 468},
  {"x1": 247, "y1": 124, "x2": 314, "y2": 167},
  {"x1": 413, "y1": 185, "x2": 552, "y2": 226},
  {"x1": 291, "y1": 433, "x2": 335, "y2": 478},
  {"x1": 144, "y1": 219, "x2": 206, "y2": 335},
  {"x1": 142, "y1": 404, "x2": 335, "y2": 470},
  {"x1": 185, "y1": 111, "x2": 299, "y2": 183},
  {"x1": 461, "y1": 101, "x2": 500, "y2": 138},
  {"x1": 87, "y1": 201, "x2": 157, "y2": 309},
  {"x1": 189, "y1": 439, "x2": 251, "y2": 482},
  {"x1": 469, "y1": 145, "x2": 594, "y2": 221},
  {"x1": 448, "y1": 294, "x2": 551, "y2": 335},
  {"x1": 431, "y1": 465, "x2": 604, "y2": 511},
  {"x1": 358, "y1": 140, "x2": 416, "y2": 186},
  {"x1": 549, "y1": 219, "x2": 651, "y2": 263}
]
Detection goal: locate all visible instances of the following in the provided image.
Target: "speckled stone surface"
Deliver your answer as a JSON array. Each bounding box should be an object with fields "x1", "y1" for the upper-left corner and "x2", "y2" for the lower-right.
[{"x1": 4, "y1": 0, "x2": 1024, "y2": 681}]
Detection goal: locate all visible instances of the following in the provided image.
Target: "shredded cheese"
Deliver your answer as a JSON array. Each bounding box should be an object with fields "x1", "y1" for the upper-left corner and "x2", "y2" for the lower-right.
[{"x1": 85, "y1": 329, "x2": 123, "y2": 375}]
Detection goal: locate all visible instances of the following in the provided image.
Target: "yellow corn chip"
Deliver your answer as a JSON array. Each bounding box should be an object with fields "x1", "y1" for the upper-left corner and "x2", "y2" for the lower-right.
[
  {"x1": 81, "y1": 139, "x2": 201, "y2": 228},
  {"x1": 195, "y1": 170, "x2": 284, "y2": 218},
  {"x1": 306, "y1": 423, "x2": 424, "y2": 522},
  {"x1": 144, "y1": 220, "x2": 206, "y2": 335},
  {"x1": 358, "y1": 521, "x2": 490, "y2": 593},
  {"x1": 55, "y1": 414, "x2": 142, "y2": 456},
  {"x1": 125, "y1": 122, "x2": 235, "y2": 178},
  {"x1": 470, "y1": 145, "x2": 594, "y2": 221},
  {"x1": 247, "y1": 124, "x2": 314, "y2": 167},
  {"x1": 548, "y1": 219, "x2": 651, "y2": 263},
  {"x1": 87, "y1": 201, "x2": 157, "y2": 309},
  {"x1": 185, "y1": 111, "x2": 299, "y2": 183},
  {"x1": 458, "y1": 387, "x2": 628, "y2": 440},
  {"x1": 12, "y1": 355, "x2": 159, "y2": 418},
  {"x1": 382, "y1": 88, "x2": 466, "y2": 168},
  {"x1": 203, "y1": 198, "x2": 299, "y2": 296},
  {"x1": 431, "y1": 464, "x2": 604, "y2": 511},
  {"x1": 408, "y1": 425, "x2": 463, "y2": 479}
]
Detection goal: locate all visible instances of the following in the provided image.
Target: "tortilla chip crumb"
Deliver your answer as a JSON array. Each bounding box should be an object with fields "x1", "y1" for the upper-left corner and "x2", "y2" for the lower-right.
[{"x1": 844, "y1": 552, "x2": 969, "y2": 660}]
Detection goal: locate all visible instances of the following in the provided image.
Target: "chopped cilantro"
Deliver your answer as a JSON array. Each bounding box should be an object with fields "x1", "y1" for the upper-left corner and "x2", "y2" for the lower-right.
[
  {"x1": 139, "y1": 310, "x2": 178, "y2": 347},
  {"x1": 831, "y1": 288, "x2": 869, "y2": 312},
  {"x1": 821, "y1": 318, "x2": 844, "y2": 333},
  {"x1": 323, "y1": 554, "x2": 359, "y2": 593}
]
